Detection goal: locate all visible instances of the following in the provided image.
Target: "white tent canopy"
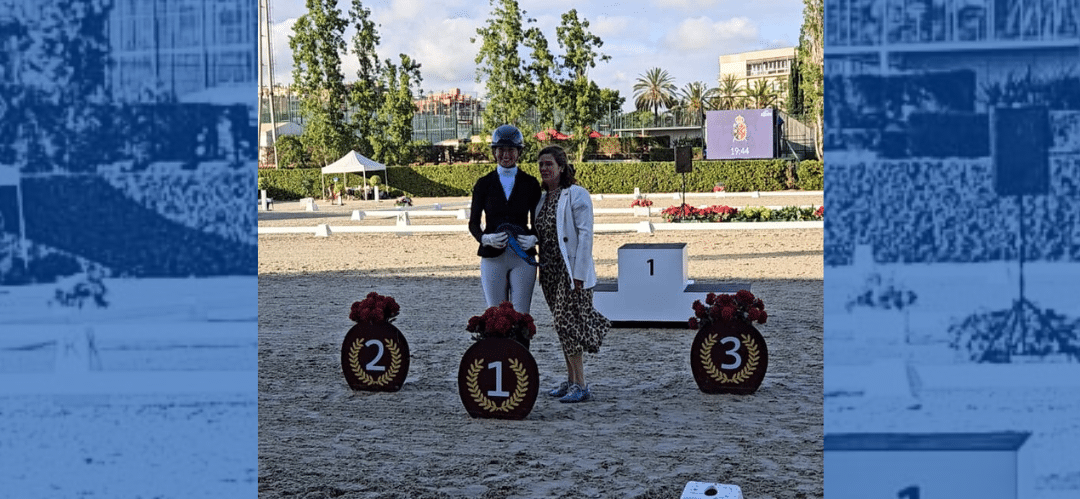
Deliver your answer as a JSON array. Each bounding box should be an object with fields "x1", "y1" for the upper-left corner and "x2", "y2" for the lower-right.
[
  {"x1": 321, "y1": 151, "x2": 388, "y2": 200},
  {"x1": 321, "y1": 151, "x2": 386, "y2": 174}
]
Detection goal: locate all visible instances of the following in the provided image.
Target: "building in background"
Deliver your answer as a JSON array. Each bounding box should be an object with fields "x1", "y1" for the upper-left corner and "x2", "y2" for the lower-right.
[
  {"x1": 110, "y1": 0, "x2": 256, "y2": 102},
  {"x1": 824, "y1": 0, "x2": 1079, "y2": 105},
  {"x1": 718, "y1": 47, "x2": 796, "y2": 110},
  {"x1": 413, "y1": 88, "x2": 485, "y2": 144}
]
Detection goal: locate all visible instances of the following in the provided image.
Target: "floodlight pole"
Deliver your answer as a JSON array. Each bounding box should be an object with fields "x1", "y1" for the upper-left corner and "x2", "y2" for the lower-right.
[
  {"x1": 680, "y1": 172, "x2": 687, "y2": 207},
  {"x1": 1017, "y1": 193, "x2": 1027, "y2": 350}
]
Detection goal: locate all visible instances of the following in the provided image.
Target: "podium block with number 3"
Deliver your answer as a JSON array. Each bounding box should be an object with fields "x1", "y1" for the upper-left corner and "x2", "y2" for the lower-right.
[{"x1": 690, "y1": 320, "x2": 768, "y2": 394}]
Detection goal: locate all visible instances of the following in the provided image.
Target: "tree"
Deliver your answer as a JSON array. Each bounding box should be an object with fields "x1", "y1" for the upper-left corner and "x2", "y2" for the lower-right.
[
  {"x1": 677, "y1": 81, "x2": 716, "y2": 125},
  {"x1": 371, "y1": 54, "x2": 423, "y2": 167},
  {"x1": 274, "y1": 135, "x2": 310, "y2": 168},
  {"x1": 289, "y1": 0, "x2": 354, "y2": 167},
  {"x1": 745, "y1": 79, "x2": 778, "y2": 109},
  {"x1": 348, "y1": 0, "x2": 383, "y2": 158},
  {"x1": 633, "y1": 68, "x2": 678, "y2": 120},
  {"x1": 797, "y1": 0, "x2": 824, "y2": 159},
  {"x1": 622, "y1": 109, "x2": 657, "y2": 129},
  {"x1": 786, "y1": 62, "x2": 803, "y2": 116},
  {"x1": 3, "y1": 0, "x2": 114, "y2": 173},
  {"x1": 555, "y1": 9, "x2": 609, "y2": 161},
  {"x1": 473, "y1": 0, "x2": 534, "y2": 131},
  {"x1": 523, "y1": 25, "x2": 560, "y2": 132},
  {"x1": 596, "y1": 87, "x2": 624, "y2": 133},
  {"x1": 714, "y1": 74, "x2": 745, "y2": 110}
]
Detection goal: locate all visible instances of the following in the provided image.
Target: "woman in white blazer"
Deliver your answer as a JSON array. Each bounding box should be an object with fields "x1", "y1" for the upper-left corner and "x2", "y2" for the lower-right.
[{"x1": 533, "y1": 145, "x2": 610, "y2": 403}]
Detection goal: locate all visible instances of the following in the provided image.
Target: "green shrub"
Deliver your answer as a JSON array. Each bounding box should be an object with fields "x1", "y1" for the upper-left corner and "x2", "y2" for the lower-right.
[
  {"x1": 735, "y1": 206, "x2": 773, "y2": 222},
  {"x1": 796, "y1": 160, "x2": 823, "y2": 190},
  {"x1": 256, "y1": 159, "x2": 823, "y2": 200}
]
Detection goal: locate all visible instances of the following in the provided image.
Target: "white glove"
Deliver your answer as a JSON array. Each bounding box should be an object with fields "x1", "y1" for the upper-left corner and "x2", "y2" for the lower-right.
[
  {"x1": 481, "y1": 232, "x2": 509, "y2": 249},
  {"x1": 516, "y1": 235, "x2": 537, "y2": 251}
]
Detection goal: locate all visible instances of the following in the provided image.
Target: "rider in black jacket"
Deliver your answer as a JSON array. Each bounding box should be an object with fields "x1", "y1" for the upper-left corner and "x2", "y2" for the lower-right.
[{"x1": 469, "y1": 125, "x2": 542, "y2": 317}]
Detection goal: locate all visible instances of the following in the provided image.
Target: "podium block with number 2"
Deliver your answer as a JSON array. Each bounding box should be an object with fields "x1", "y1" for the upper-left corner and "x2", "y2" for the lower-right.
[{"x1": 341, "y1": 322, "x2": 410, "y2": 392}]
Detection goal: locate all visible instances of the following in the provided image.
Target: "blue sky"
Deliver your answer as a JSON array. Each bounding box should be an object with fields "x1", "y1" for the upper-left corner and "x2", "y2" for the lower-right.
[{"x1": 265, "y1": 0, "x2": 805, "y2": 111}]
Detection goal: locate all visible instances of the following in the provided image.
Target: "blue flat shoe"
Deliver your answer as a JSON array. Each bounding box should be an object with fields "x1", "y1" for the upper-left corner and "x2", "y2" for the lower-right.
[
  {"x1": 548, "y1": 381, "x2": 569, "y2": 397},
  {"x1": 559, "y1": 383, "x2": 590, "y2": 403}
]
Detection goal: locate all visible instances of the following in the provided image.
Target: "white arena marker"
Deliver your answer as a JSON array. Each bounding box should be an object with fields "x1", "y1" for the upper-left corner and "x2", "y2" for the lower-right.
[
  {"x1": 315, "y1": 224, "x2": 332, "y2": 237},
  {"x1": 56, "y1": 327, "x2": 91, "y2": 374},
  {"x1": 456, "y1": 209, "x2": 468, "y2": 220},
  {"x1": 396, "y1": 212, "x2": 411, "y2": 226},
  {"x1": 681, "y1": 482, "x2": 742, "y2": 499},
  {"x1": 636, "y1": 221, "x2": 654, "y2": 233},
  {"x1": 351, "y1": 210, "x2": 365, "y2": 221}
]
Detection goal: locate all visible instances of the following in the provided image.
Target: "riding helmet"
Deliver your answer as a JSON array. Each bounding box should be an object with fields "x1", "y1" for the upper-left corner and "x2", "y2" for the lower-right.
[{"x1": 490, "y1": 124, "x2": 524, "y2": 150}]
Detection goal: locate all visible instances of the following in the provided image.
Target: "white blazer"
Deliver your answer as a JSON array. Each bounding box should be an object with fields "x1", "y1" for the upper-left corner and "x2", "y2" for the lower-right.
[{"x1": 535, "y1": 184, "x2": 598, "y2": 289}]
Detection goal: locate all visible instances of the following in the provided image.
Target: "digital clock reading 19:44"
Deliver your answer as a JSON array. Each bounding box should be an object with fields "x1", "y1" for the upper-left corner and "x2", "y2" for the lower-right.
[{"x1": 730, "y1": 147, "x2": 750, "y2": 155}]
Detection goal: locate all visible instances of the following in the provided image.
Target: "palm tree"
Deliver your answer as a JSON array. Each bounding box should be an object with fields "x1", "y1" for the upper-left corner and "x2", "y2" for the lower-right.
[
  {"x1": 713, "y1": 74, "x2": 744, "y2": 110},
  {"x1": 633, "y1": 68, "x2": 678, "y2": 121},
  {"x1": 676, "y1": 81, "x2": 716, "y2": 125},
  {"x1": 745, "y1": 79, "x2": 778, "y2": 109}
]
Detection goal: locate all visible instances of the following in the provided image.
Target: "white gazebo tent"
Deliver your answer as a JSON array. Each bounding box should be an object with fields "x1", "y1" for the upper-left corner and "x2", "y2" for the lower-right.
[{"x1": 320, "y1": 151, "x2": 387, "y2": 200}]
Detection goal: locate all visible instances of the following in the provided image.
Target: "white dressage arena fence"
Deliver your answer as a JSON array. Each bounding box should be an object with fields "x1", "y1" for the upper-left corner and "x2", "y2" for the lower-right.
[
  {"x1": 0, "y1": 278, "x2": 256, "y2": 400},
  {"x1": 258, "y1": 220, "x2": 822, "y2": 236},
  {"x1": 0, "y1": 321, "x2": 255, "y2": 398}
]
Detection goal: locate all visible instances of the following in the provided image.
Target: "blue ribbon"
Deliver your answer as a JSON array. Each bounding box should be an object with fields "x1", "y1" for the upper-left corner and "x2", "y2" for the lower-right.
[{"x1": 497, "y1": 223, "x2": 541, "y2": 267}]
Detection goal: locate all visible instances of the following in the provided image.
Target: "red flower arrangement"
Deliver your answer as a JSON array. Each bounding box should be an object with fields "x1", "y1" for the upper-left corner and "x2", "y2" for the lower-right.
[
  {"x1": 660, "y1": 204, "x2": 739, "y2": 222},
  {"x1": 350, "y1": 292, "x2": 401, "y2": 324},
  {"x1": 814, "y1": 205, "x2": 824, "y2": 219},
  {"x1": 466, "y1": 301, "x2": 537, "y2": 343},
  {"x1": 688, "y1": 289, "x2": 767, "y2": 330},
  {"x1": 630, "y1": 198, "x2": 653, "y2": 208}
]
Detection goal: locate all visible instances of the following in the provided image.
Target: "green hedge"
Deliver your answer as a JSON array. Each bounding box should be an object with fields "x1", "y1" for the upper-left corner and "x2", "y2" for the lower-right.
[
  {"x1": 796, "y1": 160, "x2": 823, "y2": 190},
  {"x1": 257, "y1": 159, "x2": 823, "y2": 200},
  {"x1": 256, "y1": 170, "x2": 400, "y2": 200}
]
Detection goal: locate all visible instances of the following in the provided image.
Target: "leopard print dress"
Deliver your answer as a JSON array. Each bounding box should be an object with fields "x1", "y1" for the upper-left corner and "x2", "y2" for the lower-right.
[{"x1": 536, "y1": 187, "x2": 609, "y2": 357}]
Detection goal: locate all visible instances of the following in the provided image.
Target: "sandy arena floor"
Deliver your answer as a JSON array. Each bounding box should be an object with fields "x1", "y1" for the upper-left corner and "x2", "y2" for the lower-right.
[{"x1": 257, "y1": 193, "x2": 824, "y2": 499}]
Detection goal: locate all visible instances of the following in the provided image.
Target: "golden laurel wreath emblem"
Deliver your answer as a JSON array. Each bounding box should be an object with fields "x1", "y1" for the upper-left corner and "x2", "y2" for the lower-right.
[
  {"x1": 465, "y1": 357, "x2": 528, "y2": 413},
  {"x1": 348, "y1": 337, "x2": 402, "y2": 387},
  {"x1": 700, "y1": 331, "x2": 759, "y2": 384}
]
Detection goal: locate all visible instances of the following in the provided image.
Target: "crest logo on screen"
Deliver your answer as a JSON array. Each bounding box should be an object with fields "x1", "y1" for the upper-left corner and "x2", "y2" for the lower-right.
[{"x1": 732, "y1": 115, "x2": 748, "y2": 142}]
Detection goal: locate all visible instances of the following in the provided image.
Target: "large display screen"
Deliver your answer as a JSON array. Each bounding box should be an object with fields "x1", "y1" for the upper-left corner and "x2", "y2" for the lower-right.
[{"x1": 705, "y1": 109, "x2": 777, "y2": 160}]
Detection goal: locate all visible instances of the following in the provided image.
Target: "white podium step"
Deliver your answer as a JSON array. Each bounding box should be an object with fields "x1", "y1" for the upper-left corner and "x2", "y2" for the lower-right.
[{"x1": 593, "y1": 243, "x2": 751, "y2": 326}]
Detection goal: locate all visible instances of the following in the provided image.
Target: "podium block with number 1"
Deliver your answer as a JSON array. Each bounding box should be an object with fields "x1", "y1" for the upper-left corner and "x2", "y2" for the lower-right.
[{"x1": 594, "y1": 243, "x2": 749, "y2": 325}]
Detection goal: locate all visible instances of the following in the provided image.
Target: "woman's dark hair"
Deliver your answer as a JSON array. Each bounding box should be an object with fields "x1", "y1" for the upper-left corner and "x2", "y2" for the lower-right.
[{"x1": 538, "y1": 145, "x2": 575, "y2": 190}]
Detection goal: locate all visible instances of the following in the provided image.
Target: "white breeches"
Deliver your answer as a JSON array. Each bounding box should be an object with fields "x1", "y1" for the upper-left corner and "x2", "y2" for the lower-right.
[{"x1": 480, "y1": 251, "x2": 537, "y2": 315}]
